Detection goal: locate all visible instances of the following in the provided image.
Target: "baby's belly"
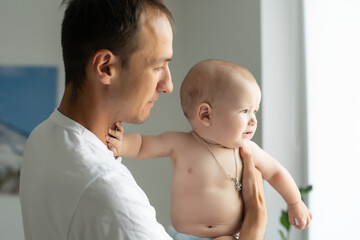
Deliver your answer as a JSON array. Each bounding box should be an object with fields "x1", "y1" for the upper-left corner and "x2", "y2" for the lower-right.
[{"x1": 171, "y1": 186, "x2": 244, "y2": 238}]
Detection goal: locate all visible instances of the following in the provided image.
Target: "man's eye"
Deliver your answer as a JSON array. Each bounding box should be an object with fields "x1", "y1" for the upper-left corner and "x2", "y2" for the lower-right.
[{"x1": 154, "y1": 66, "x2": 164, "y2": 71}]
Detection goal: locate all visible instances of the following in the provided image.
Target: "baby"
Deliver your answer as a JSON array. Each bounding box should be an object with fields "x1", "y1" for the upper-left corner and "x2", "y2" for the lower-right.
[{"x1": 106, "y1": 59, "x2": 312, "y2": 239}]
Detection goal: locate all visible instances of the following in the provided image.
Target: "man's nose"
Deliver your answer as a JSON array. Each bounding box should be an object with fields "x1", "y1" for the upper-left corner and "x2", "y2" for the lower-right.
[{"x1": 157, "y1": 67, "x2": 173, "y2": 94}]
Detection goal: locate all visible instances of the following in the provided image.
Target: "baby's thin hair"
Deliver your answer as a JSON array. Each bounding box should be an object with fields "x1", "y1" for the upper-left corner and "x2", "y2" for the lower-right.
[
  {"x1": 180, "y1": 59, "x2": 227, "y2": 119},
  {"x1": 180, "y1": 59, "x2": 256, "y2": 120}
]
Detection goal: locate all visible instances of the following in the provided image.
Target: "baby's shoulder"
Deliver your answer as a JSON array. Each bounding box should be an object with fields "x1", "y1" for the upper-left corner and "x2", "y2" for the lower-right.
[
  {"x1": 247, "y1": 140, "x2": 261, "y2": 151},
  {"x1": 161, "y1": 131, "x2": 197, "y2": 150},
  {"x1": 245, "y1": 140, "x2": 274, "y2": 165},
  {"x1": 157, "y1": 131, "x2": 190, "y2": 145},
  {"x1": 239, "y1": 141, "x2": 263, "y2": 161},
  {"x1": 162, "y1": 131, "x2": 193, "y2": 140}
]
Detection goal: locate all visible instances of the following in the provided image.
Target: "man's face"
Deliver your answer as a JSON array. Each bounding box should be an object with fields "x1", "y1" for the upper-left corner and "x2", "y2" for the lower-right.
[{"x1": 111, "y1": 9, "x2": 173, "y2": 123}]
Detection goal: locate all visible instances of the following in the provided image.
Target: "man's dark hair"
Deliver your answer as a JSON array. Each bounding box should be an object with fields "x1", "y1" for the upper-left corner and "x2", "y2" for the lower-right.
[{"x1": 61, "y1": 0, "x2": 174, "y2": 97}]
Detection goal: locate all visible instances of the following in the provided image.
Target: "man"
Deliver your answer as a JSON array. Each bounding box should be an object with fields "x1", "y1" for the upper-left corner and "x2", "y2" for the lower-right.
[{"x1": 19, "y1": 0, "x2": 267, "y2": 239}]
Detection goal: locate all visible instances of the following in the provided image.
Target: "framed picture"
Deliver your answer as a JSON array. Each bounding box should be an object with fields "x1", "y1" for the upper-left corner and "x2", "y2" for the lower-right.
[{"x1": 0, "y1": 66, "x2": 57, "y2": 194}]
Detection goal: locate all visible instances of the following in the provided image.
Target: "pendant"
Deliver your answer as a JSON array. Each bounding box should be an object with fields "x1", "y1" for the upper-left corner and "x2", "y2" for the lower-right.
[{"x1": 234, "y1": 178, "x2": 242, "y2": 191}]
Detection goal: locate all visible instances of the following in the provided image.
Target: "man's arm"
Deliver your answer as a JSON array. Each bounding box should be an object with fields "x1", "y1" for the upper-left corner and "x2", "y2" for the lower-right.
[{"x1": 238, "y1": 145, "x2": 267, "y2": 240}]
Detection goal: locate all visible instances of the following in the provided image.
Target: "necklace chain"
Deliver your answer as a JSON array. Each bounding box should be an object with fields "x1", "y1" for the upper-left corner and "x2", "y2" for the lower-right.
[{"x1": 193, "y1": 132, "x2": 242, "y2": 191}]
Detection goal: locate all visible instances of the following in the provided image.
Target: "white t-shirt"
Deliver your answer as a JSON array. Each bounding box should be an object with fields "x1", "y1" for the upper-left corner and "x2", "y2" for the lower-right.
[{"x1": 19, "y1": 109, "x2": 171, "y2": 240}]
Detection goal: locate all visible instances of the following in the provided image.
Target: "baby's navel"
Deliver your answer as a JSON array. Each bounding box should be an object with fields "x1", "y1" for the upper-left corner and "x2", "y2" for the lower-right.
[{"x1": 207, "y1": 225, "x2": 213, "y2": 228}]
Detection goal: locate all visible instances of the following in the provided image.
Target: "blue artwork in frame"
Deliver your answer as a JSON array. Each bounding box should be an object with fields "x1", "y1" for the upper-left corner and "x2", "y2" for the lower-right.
[{"x1": 0, "y1": 66, "x2": 57, "y2": 194}]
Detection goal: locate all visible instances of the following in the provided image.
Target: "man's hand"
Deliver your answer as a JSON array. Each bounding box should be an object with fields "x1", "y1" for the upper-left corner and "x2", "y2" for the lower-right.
[{"x1": 238, "y1": 144, "x2": 267, "y2": 240}]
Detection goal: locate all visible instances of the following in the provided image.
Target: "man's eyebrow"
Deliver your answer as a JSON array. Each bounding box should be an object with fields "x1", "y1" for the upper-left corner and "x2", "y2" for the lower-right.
[
  {"x1": 150, "y1": 56, "x2": 173, "y2": 65},
  {"x1": 160, "y1": 56, "x2": 173, "y2": 64}
]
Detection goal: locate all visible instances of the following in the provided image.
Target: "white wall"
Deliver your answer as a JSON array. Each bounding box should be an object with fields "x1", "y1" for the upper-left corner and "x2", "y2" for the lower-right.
[
  {"x1": 0, "y1": 0, "x2": 63, "y2": 239},
  {"x1": 261, "y1": 1, "x2": 308, "y2": 240}
]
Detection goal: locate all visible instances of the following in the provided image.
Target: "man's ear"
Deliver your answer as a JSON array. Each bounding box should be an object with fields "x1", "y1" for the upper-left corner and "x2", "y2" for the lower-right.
[
  {"x1": 197, "y1": 103, "x2": 212, "y2": 127},
  {"x1": 91, "y1": 49, "x2": 117, "y2": 85}
]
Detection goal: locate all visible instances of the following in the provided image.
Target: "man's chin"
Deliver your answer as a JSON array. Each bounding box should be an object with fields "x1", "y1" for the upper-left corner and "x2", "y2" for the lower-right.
[
  {"x1": 119, "y1": 108, "x2": 152, "y2": 124},
  {"x1": 129, "y1": 113, "x2": 151, "y2": 124},
  {"x1": 132, "y1": 118, "x2": 147, "y2": 124}
]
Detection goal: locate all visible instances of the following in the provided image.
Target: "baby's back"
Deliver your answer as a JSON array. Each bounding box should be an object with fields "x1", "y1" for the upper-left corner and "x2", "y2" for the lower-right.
[{"x1": 169, "y1": 132, "x2": 244, "y2": 238}]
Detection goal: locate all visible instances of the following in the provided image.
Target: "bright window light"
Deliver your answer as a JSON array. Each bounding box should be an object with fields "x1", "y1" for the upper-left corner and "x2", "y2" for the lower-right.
[{"x1": 304, "y1": 0, "x2": 360, "y2": 239}]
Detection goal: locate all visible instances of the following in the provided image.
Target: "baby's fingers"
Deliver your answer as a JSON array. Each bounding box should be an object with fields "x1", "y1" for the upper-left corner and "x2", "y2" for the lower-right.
[
  {"x1": 304, "y1": 211, "x2": 313, "y2": 228},
  {"x1": 108, "y1": 122, "x2": 123, "y2": 140},
  {"x1": 108, "y1": 128, "x2": 122, "y2": 141},
  {"x1": 106, "y1": 134, "x2": 119, "y2": 145},
  {"x1": 291, "y1": 215, "x2": 308, "y2": 230},
  {"x1": 289, "y1": 215, "x2": 301, "y2": 229},
  {"x1": 106, "y1": 135, "x2": 122, "y2": 156},
  {"x1": 106, "y1": 142, "x2": 118, "y2": 156},
  {"x1": 291, "y1": 217, "x2": 303, "y2": 230},
  {"x1": 115, "y1": 121, "x2": 123, "y2": 132}
]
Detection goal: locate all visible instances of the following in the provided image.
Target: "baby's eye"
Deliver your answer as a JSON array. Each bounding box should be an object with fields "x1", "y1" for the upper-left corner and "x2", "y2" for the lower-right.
[{"x1": 240, "y1": 109, "x2": 248, "y2": 113}]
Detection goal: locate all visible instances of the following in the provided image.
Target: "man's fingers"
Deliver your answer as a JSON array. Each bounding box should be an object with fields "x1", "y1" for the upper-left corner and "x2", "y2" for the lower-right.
[
  {"x1": 238, "y1": 143, "x2": 268, "y2": 239},
  {"x1": 240, "y1": 144, "x2": 266, "y2": 212},
  {"x1": 240, "y1": 145, "x2": 255, "y2": 170},
  {"x1": 240, "y1": 145, "x2": 262, "y2": 188}
]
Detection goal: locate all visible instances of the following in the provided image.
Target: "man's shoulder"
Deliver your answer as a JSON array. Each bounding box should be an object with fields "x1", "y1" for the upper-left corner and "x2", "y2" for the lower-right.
[{"x1": 26, "y1": 115, "x2": 53, "y2": 140}]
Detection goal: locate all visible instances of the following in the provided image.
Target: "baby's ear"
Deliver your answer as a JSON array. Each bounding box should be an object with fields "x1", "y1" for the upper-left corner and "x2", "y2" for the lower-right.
[{"x1": 197, "y1": 103, "x2": 212, "y2": 127}]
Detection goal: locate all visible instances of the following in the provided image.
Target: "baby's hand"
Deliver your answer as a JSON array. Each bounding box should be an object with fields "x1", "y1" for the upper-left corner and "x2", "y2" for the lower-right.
[
  {"x1": 106, "y1": 121, "x2": 124, "y2": 157},
  {"x1": 288, "y1": 200, "x2": 312, "y2": 230}
]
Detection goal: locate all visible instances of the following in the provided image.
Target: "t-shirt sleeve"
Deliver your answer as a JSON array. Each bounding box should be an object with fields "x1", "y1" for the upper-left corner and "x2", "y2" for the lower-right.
[{"x1": 67, "y1": 173, "x2": 172, "y2": 240}]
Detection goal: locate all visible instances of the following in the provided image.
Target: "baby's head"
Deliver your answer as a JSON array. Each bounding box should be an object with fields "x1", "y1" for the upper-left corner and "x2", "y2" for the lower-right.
[{"x1": 180, "y1": 59, "x2": 261, "y2": 148}]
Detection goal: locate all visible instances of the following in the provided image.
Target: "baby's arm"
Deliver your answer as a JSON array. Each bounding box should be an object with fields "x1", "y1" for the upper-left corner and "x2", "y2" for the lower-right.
[
  {"x1": 249, "y1": 141, "x2": 312, "y2": 230},
  {"x1": 106, "y1": 122, "x2": 176, "y2": 160}
]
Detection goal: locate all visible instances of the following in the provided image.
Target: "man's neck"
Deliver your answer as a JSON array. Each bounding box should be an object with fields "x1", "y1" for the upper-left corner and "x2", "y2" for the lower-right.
[{"x1": 58, "y1": 85, "x2": 112, "y2": 146}]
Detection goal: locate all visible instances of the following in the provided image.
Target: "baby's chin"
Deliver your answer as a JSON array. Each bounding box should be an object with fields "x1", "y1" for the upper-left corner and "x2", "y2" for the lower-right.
[
  {"x1": 237, "y1": 139, "x2": 251, "y2": 149},
  {"x1": 220, "y1": 141, "x2": 247, "y2": 149}
]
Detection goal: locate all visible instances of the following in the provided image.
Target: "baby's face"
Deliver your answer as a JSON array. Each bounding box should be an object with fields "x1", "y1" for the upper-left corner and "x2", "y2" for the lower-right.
[{"x1": 210, "y1": 78, "x2": 261, "y2": 148}]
